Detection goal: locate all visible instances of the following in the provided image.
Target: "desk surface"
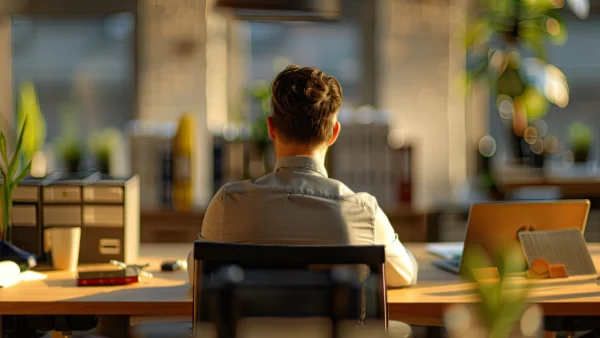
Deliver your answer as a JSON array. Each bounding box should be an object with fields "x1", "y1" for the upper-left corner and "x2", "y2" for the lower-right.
[{"x1": 2, "y1": 243, "x2": 600, "y2": 325}]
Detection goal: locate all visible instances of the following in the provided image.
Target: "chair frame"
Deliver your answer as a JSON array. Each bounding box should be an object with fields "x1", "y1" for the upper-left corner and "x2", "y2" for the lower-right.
[{"x1": 192, "y1": 241, "x2": 388, "y2": 337}]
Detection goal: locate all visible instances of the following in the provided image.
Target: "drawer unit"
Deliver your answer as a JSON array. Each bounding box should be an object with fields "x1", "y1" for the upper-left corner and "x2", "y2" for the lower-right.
[
  {"x1": 79, "y1": 227, "x2": 124, "y2": 263},
  {"x1": 12, "y1": 205, "x2": 37, "y2": 226},
  {"x1": 83, "y1": 206, "x2": 124, "y2": 227},
  {"x1": 83, "y1": 186, "x2": 124, "y2": 203},
  {"x1": 43, "y1": 205, "x2": 82, "y2": 227},
  {"x1": 81, "y1": 176, "x2": 140, "y2": 263},
  {"x1": 43, "y1": 186, "x2": 81, "y2": 203},
  {"x1": 12, "y1": 173, "x2": 139, "y2": 264},
  {"x1": 13, "y1": 186, "x2": 39, "y2": 202}
]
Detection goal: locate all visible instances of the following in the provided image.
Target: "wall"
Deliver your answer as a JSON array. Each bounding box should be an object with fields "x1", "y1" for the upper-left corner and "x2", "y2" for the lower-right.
[
  {"x1": 0, "y1": 19, "x2": 12, "y2": 146},
  {"x1": 136, "y1": 0, "x2": 214, "y2": 206},
  {"x1": 11, "y1": 16, "x2": 135, "y2": 141},
  {"x1": 376, "y1": 0, "x2": 469, "y2": 211}
]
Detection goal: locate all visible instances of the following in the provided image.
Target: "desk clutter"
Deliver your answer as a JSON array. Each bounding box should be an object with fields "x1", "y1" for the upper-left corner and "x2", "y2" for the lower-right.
[
  {"x1": 7, "y1": 171, "x2": 140, "y2": 265},
  {"x1": 520, "y1": 228, "x2": 597, "y2": 278},
  {"x1": 77, "y1": 261, "x2": 152, "y2": 287}
]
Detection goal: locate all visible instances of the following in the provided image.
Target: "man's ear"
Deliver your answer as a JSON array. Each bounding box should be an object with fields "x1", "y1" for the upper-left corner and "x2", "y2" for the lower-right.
[
  {"x1": 267, "y1": 116, "x2": 277, "y2": 141},
  {"x1": 327, "y1": 121, "x2": 340, "y2": 146}
]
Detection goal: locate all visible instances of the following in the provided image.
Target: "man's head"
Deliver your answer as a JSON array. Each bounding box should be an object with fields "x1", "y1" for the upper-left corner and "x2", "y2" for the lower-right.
[{"x1": 267, "y1": 65, "x2": 342, "y2": 156}]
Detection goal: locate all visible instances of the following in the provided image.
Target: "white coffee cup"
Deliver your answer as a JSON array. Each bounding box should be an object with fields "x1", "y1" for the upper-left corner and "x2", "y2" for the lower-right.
[{"x1": 50, "y1": 227, "x2": 81, "y2": 271}]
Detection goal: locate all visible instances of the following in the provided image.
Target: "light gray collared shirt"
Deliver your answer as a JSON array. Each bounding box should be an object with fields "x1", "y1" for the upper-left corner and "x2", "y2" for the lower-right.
[{"x1": 189, "y1": 155, "x2": 417, "y2": 287}]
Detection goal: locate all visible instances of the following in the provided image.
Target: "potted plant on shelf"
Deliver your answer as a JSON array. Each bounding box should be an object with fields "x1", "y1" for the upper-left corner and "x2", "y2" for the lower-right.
[
  {"x1": 88, "y1": 128, "x2": 123, "y2": 175},
  {"x1": 249, "y1": 81, "x2": 273, "y2": 176},
  {"x1": 464, "y1": 0, "x2": 582, "y2": 165},
  {"x1": 568, "y1": 122, "x2": 592, "y2": 163},
  {"x1": 0, "y1": 118, "x2": 32, "y2": 243},
  {"x1": 56, "y1": 136, "x2": 83, "y2": 173},
  {"x1": 17, "y1": 81, "x2": 46, "y2": 177},
  {"x1": 54, "y1": 108, "x2": 83, "y2": 173}
]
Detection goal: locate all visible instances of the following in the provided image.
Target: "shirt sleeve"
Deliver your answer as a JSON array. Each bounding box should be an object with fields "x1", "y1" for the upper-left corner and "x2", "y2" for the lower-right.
[
  {"x1": 200, "y1": 186, "x2": 226, "y2": 241},
  {"x1": 188, "y1": 187, "x2": 225, "y2": 286},
  {"x1": 373, "y1": 206, "x2": 418, "y2": 287}
]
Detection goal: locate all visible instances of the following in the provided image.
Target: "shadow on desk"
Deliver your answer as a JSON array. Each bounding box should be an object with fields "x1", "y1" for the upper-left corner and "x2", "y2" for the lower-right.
[
  {"x1": 421, "y1": 276, "x2": 600, "y2": 304},
  {"x1": 62, "y1": 285, "x2": 192, "y2": 304}
]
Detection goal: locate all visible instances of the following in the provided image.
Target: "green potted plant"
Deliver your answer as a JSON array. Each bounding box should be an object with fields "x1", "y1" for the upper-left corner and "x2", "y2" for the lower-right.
[
  {"x1": 17, "y1": 82, "x2": 46, "y2": 167},
  {"x1": 0, "y1": 118, "x2": 32, "y2": 243},
  {"x1": 56, "y1": 137, "x2": 83, "y2": 173},
  {"x1": 568, "y1": 122, "x2": 592, "y2": 163},
  {"x1": 464, "y1": 0, "x2": 576, "y2": 164},
  {"x1": 445, "y1": 244, "x2": 539, "y2": 338},
  {"x1": 54, "y1": 108, "x2": 83, "y2": 173},
  {"x1": 249, "y1": 81, "x2": 272, "y2": 176},
  {"x1": 88, "y1": 128, "x2": 122, "y2": 175}
]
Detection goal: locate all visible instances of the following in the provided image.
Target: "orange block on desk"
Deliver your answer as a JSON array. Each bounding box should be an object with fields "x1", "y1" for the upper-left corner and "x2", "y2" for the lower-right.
[
  {"x1": 528, "y1": 258, "x2": 550, "y2": 279},
  {"x1": 548, "y1": 264, "x2": 568, "y2": 278}
]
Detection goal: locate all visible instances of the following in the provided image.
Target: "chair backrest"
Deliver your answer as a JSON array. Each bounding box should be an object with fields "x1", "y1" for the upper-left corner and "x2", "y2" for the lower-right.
[{"x1": 192, "y1": 241, "x2": 387, "y2": 337}]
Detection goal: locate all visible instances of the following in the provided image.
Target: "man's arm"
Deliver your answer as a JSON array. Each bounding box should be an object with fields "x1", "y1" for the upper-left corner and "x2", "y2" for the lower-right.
[
  {"x1": 187, "y1": 187, "x2": 225, "y2": 285},
  {"x1": 374, "y1": 206, "x2": 418, "y2": 287}
]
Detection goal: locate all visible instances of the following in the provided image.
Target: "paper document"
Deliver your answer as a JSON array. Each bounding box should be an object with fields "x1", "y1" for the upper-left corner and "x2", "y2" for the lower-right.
[
  {"x1": 426, "y1": 242, "x2": 464, "y2": 260},
  {"x1": 519, "y1": 228, "x2": 597, "y2": 276}
]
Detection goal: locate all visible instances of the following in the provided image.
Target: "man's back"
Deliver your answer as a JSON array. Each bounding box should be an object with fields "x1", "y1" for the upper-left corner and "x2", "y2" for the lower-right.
[
  {"x1": 199, "y1": 156, "x2": 418, "y2": 287},
  {"x1": 201, "y1": 156, "x2": 377, "y2": 246}
]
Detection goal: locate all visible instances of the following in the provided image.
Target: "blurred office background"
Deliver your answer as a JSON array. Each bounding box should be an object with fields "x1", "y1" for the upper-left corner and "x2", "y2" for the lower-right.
[{"x1": 2, "y1": 0, "x2": 600, "y2": 243}]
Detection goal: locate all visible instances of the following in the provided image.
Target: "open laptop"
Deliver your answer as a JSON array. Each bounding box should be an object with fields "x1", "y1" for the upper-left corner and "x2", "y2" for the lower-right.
[{"x1": 431, "y1": 200, "x2": 590, "y2": 275}]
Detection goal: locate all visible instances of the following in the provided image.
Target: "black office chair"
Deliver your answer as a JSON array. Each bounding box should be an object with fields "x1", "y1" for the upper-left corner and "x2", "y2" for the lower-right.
[{"x1": 192, "y1": 241, "x2": 389, "y2": 338}]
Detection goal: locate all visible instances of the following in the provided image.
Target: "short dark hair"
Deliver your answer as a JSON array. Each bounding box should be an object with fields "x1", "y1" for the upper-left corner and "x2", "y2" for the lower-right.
[{"x1": 270, "y1": 65, "x2": 343, "y2": 145}]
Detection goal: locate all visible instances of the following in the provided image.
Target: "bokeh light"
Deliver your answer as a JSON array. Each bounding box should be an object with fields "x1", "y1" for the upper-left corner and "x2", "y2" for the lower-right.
[
  {"x1": 531, "y1": 138, "x2": 545, "y2": 154},
  {"x1": 568, "y1": 0, "x2": 590, "y2": 19},
  {"x1": 520, "y1": 305, "x2": 543, "y2": 337},
  {"x1": 544, "y1": 65, "x2": 569, "y2": 108},
  {"x1": 522, "y1": 87, "x2": 549, "y2": 121},
  {"x1": 489, "y1": 50, "x2": 508, "y2": 74},
  {"x1": 387, "y1": 129, "x2": 405, "y2": 150},
  {"x1": 524, "y1": 127, "x2": 538, "y2": 145},
  {"x1": 544, "y1": 136, "x2": 559, "y2": 154},
  {"x1": 444, "y1": 305, "x2": 472, "y2": 336},
  {"x1": 497, "y1": 95, "x2": 514, "y2": 120},
  {"x1": 479, "y1": 135, "x2": 497, "y2": 157},
  {"x1": 546, "y1": 18, "x2": 561, "y2": 36},
  {"x1": 533, "y1": 120, "x2": 548, "y2": 138}
]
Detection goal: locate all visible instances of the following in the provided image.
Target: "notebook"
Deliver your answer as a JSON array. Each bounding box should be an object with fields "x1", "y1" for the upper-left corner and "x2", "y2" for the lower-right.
[{"x1": 518, "y1": 228, "x2": 597, "y2": 276}]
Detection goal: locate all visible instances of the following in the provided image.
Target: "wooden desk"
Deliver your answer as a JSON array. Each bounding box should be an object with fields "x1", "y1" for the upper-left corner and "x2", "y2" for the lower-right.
[
  {"x1": 2, "y1": 243, "x2": 600, "y2": 327},
  {"x1": 0, "y1": 244, "x2": 192, "y2": 317},
  {"x1": 389, "y1": 243, "x2": 600, "y2": 326}
]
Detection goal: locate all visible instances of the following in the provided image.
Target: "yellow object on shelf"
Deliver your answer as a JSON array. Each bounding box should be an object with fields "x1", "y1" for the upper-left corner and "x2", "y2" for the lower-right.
[{"x1": 172, "y1": 112, "x2": 196, "y2": 211}]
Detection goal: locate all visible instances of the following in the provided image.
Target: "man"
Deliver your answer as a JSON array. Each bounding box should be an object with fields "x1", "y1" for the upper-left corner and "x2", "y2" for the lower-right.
[{"x1": 188, "y1": 65, "x2": 418, "y2": 287}]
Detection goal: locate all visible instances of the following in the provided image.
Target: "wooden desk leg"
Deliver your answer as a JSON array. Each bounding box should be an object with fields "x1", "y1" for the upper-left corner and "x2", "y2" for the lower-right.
[
  {"x1": 0, "y1": 315, "x2": 3, "y2": 338},
  {"x1": 97, "y1": 315, "x2": 138, "y2": 338}
]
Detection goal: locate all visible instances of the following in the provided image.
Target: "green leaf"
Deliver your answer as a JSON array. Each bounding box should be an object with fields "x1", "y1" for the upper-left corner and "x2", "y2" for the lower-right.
[
  {"x1": 0, "y1": 132, "x2": 8, "y2": 173},
  {"x1": 8, "y1": 116, "x2": 27, "y2": 179},
  {"x1": 10, "y1": 161, "x2": 31, "y2": 191}
]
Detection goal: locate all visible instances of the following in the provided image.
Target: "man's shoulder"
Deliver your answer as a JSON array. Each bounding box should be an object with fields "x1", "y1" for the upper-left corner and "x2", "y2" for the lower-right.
[
  {"x1": 219, "y1": 174, "x2": 378, "y2": 208},
  {"x1": 217, "y1": 180, "x2": 255, "y2": 195}
]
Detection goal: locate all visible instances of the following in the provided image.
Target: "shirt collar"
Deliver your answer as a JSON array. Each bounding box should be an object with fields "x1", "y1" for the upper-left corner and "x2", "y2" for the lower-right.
[{"x1": 274, "y1": 156, "x2": 328, "y2": 177}]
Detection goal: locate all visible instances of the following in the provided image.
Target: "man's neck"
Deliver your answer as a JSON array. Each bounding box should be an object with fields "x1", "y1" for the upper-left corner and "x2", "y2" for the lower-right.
[{"x1": 275, "y1": 143, "x2": 327, "y2": 165}]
